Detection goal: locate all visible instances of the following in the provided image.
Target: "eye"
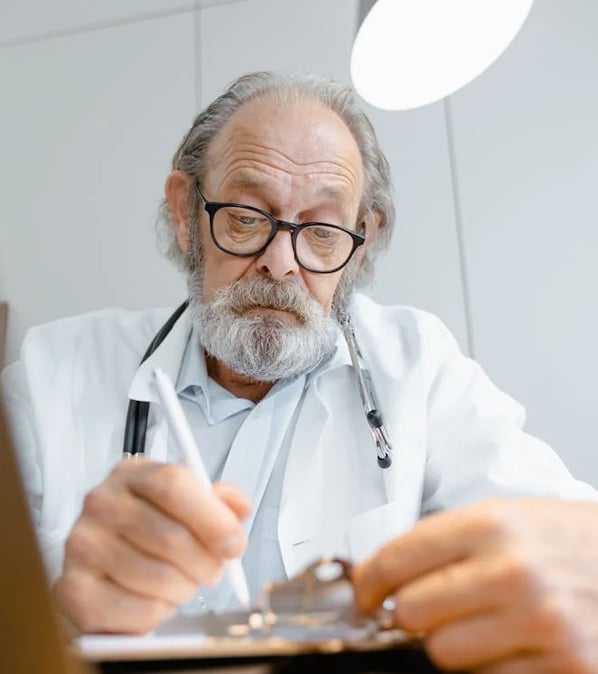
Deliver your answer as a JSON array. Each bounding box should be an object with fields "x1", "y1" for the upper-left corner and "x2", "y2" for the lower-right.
[
  {"x1": 314, "y1": 228, "x2": 334, "y2": 239},
  {"x1": 237, "y1": 215, "x2": 259, "y2": 226},
  {"x1": 224, "y1": 207, "x2": 269, "y2": 229},
  {"x1": 304, "y1": 225, "x2": 339, "y2": 245}
]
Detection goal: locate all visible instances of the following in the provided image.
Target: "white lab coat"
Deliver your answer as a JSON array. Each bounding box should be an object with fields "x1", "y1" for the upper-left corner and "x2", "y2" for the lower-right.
[{"x1": 2, "y1": 292, "x2": 596, "y2": 585}]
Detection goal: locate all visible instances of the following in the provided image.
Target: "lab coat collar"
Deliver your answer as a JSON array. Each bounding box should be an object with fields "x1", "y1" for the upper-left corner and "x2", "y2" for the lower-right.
[
  {"x1": 126, "y1": 302, "x2": 354, "y2": 403},
  {"x1": 306, "y1": 332, "x2": 351, "y2": 384},
  {"x1": 127, "y1": 303, "x2": 193, "y2": 404}
]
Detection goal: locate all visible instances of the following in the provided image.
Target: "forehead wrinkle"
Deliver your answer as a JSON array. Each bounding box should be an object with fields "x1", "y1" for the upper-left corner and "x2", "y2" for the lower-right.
[
  {"x1": 222, "y1": 150, "x2": 361, "y2": 193},
  {"x1": 212, "y1": 123, "x2": 362, "y2": 170},
  {"x1": 224, "y1": 165, "x2": 360, "y2": 205},
  {"x1": 224, "y1": 136, "x2": 359, "y2": 169},
  {"x1": 207, "y1": 107, "x2": 364, "y2": 201}
]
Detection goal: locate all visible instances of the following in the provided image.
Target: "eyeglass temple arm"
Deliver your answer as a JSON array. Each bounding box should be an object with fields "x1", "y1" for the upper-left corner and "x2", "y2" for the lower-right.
[{"x1": 340, "y1": 313, "x2": 393, "y2": 468}]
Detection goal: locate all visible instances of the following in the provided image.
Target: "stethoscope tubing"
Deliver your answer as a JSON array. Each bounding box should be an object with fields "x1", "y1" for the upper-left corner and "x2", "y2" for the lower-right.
[{"x1": 122, "y1": 301, "x2": 392, "y2": 468}]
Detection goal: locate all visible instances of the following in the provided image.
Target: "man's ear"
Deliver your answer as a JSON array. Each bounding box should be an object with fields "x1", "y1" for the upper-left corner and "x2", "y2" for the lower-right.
[
  {"x1": 164, "y1": 170, "x2": 193, "y2": 254},
  {"x1": 354, "y1": 209, "x2": 382, "y2": 266},
  {"x1": 364, "y1": 209, "x2": 382, "y2": 247}
]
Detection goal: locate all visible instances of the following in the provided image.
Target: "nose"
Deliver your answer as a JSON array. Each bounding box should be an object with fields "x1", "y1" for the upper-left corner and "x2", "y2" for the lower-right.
[{"x1": 255, "y1": 229, "x2": 300, "y2": 280}]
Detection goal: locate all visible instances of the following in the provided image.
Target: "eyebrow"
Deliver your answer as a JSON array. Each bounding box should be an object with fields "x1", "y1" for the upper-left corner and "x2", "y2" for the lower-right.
[
  {"x1": 226, "y1": 174, "x2": 267, "y2": 194},
  {"x1": 315, "y1": 183, "x2": 354, "y2": 205}
]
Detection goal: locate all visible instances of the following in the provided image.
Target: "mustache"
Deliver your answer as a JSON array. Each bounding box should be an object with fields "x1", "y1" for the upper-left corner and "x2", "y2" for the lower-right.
[{"x1": 213, "y1": 278, "x2": 321, "y2": 323}]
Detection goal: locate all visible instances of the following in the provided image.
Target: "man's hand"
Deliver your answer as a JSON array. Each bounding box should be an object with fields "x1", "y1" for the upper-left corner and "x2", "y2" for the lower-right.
[
  {"x1": 54, "y1": 458, "x2": 251, "y2": 634},
  {"x1": 353, "y1": 498, "x2": 598, "y2": 673}
]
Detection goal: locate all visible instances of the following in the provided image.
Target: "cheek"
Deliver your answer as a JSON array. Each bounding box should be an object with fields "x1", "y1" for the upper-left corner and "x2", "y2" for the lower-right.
[
  {"x1": 201, "y1": 253, "x2": 254, "y2": 301},
  {"x1": 303, "y1": 273, "x2": 343, "y2": 314}
]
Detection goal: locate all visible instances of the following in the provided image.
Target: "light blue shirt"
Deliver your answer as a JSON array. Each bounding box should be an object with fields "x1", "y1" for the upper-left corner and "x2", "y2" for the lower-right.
[{"x1": 171, "y1": 329, "x2": 310, "y2": 612}]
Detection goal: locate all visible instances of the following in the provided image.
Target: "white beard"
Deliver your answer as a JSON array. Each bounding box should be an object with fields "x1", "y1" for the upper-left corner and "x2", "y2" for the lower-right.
[{"x1": 188, "y1": 275, "x2": 339, "y2": 382}]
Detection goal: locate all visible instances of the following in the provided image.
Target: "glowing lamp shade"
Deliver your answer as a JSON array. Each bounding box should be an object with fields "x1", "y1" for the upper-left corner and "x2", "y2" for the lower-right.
[{"x1": 351, "y1": 0, "x2": 534, "y2": 111}]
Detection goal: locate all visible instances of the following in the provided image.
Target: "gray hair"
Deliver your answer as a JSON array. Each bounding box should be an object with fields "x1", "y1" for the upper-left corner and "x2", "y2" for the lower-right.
[{"x1": 155, "y1": 70, "x2": 395, "y2": 285}]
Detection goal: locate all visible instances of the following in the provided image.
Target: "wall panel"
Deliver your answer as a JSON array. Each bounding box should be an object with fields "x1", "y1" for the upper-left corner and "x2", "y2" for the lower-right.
[
  {"x1": 0, "y1": 13, "x2": 194, "y2": 362},
  {"x1": 449, "y1": 0, "x2": 598, "y2": 483}
]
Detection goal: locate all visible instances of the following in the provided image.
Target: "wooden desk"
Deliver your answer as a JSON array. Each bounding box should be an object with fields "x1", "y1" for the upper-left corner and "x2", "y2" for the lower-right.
[{"x1": 0, "y1": 302, "x2": 7, "y2": 368}]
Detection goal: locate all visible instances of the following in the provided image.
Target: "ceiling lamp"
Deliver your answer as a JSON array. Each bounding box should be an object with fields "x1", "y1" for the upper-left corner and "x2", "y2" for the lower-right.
[{"x1": 351, "y1": 0, "x2": 534, "y2": 111}]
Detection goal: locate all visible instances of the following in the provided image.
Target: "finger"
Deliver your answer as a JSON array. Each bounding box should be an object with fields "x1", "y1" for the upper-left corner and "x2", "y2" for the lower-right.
[
  {"x1": 393, "y1": 551, "x2": 536, "y2": 632},
  {"x1": 81, "y1": 476, "x2": 216, "y2": 581},
  {"x1": 55, "y1": 568, "x2": 177, "y2": 635},
  {"x1": 213, "y1": 482, "x2": 253, "y2": 519},
  {"x1": 116, "y1": 461, "x2": 248, "y2": 558},
  {"x1": 477, "y1": 655, "x2": 563, "y2": 674},
  {"x1": 85, "y1": 489, "x2": 219, "y2": 584},
  {"x1": 424, "y1": 609, "x2": 539, "y2": 672},
  {"x1": 353, "y1": 501, "x2": 508, "y2": 613},
  {"x1": 65, "y1": 521, "x2": 214, "y2": 606}
]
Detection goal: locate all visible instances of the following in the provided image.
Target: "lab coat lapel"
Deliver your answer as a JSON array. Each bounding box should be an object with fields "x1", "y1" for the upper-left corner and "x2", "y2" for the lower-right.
[
  {"x1": 278, "y1": 302, "x2": 427, "y2": 578},
  {"x1": 278, "y1": 362, "x2": 398, "y2": 578},
  {"x1": 277, "y1": 375, "x2": 337, "y2": 577},
  {"x1": 346, "y1": 359, "x2": 426, "y2": 563},
  {"x1": 126, "y1": 304, "x2": 192, "y2": 462},
  {"x1": 342, "y1": 307, "x2": 428, "y2": 563}
]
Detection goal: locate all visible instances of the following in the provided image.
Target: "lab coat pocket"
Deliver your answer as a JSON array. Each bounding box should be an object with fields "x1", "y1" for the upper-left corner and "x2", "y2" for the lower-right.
[
  {"x1": 279, "y1": 519, "x2": 353, "y2": 578},
  {"x1": 347, "y1": 500, "x2": 416, "y2": 563}
]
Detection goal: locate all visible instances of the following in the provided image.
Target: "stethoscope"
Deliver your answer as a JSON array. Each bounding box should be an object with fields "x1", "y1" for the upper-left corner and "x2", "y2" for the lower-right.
[{"x1": 122, "y1": 301, "x2": 393, "y2": 468}]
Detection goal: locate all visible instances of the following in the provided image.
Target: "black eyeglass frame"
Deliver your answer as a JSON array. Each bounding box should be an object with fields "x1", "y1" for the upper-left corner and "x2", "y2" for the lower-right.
[{"x1": 195, "y1": 184, "x2": 366, "y2": 274}]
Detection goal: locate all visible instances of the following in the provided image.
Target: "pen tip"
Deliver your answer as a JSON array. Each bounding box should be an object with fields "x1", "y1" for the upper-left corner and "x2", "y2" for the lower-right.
[
  {"x1": 239, "y1": 586, "x2": 251, "y2": 610},
  {"x1": 235, "y1": 575, "x2": 251, "y2": 609}
]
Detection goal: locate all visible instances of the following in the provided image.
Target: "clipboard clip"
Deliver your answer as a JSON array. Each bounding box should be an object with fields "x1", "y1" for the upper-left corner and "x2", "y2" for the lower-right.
[{"x1": 198, "y1": 557, "x2": 402, "y2": 646}]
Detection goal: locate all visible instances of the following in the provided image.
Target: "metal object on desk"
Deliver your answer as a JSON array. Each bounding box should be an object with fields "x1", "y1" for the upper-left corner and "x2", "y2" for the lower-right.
[
  {"x1": 159, "y1": 557, "x2": 413, "y2": 654},
  {"x1": 84, "y1": 557, "x2": 447, "y2": 673}
]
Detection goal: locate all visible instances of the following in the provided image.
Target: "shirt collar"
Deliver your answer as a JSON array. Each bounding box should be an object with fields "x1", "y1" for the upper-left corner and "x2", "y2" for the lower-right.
[
  {"x1": 184, "y1": 315, "x2": 353, "y2": 384},
  {"x1": 176, "y1": 328, "x2": 209, "y2": 395},
  {"x1": 128, "y1": 299, "x2": 355, "y2": 407},
  {"x1": 176, "y1": 328, "x2": 254, "y2": 424}
]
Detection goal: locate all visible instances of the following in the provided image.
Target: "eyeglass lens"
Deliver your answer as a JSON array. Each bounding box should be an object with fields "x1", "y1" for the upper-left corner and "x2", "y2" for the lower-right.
[{"x1": 212, "y1": 206, "x2": 356, "y2": 272}]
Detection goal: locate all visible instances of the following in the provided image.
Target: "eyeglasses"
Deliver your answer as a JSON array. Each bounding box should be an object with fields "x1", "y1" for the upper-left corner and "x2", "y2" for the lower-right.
[{"x1": 196, "y1": 185, "x2": 366, "y2": 274}]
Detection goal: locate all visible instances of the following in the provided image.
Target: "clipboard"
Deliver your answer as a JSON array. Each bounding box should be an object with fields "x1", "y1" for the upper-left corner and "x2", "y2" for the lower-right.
[
  {"x1": 74, "y1": 558, "x2": 448, "y2": 673},
  {"x1": 0, "y1": 383, "x2": 445, "y2": 674},
  {"x1": 78, "y1": 613, "x2": 441, "y2": 674}
]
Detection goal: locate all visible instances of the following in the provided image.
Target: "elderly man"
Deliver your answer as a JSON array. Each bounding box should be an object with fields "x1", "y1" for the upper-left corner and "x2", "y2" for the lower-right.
[{"x1": 2, "y1": 70, "x2": 598, "y2": 672}]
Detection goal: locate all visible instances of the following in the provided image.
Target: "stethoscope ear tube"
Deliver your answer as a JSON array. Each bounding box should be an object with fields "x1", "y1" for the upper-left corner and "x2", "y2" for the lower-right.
[
  {"x1": 122, "y1": 400, "x2": 139, "y2": 458},
  {"x1": 122, "y1": 399, "x2": 150, "y2": 457},
  {"x1": 122, "y1": 300, "x2": 190, "y2": 457},
  {"x1": 340, "y1": 313, "x2": 393, "y2": 469},
  {"x1": 122, "y1": 301, "x2": 392, "y2": 469}
]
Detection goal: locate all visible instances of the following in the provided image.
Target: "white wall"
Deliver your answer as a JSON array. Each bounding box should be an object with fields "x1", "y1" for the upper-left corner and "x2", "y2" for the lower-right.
[
  {"x1": 0, "y1": 4, "x2": 195, "y2": 361},
  {"x1": 448, "y1": 0, "x2": 598, "y2": 481},
  {"x1": 0, "y1": 0, "x2": 596, "y2": 484}
]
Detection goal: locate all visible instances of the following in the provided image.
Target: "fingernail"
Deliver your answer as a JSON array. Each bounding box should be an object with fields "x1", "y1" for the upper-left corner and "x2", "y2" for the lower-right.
[{"x1": 218, "y1": 533, "x2": 244, "y2": 558}]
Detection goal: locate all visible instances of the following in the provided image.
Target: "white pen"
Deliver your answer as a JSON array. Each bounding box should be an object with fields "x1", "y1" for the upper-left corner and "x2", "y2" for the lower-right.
[{"x1": 152, "y1": 366, "x2": 251, "y2": 610}]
